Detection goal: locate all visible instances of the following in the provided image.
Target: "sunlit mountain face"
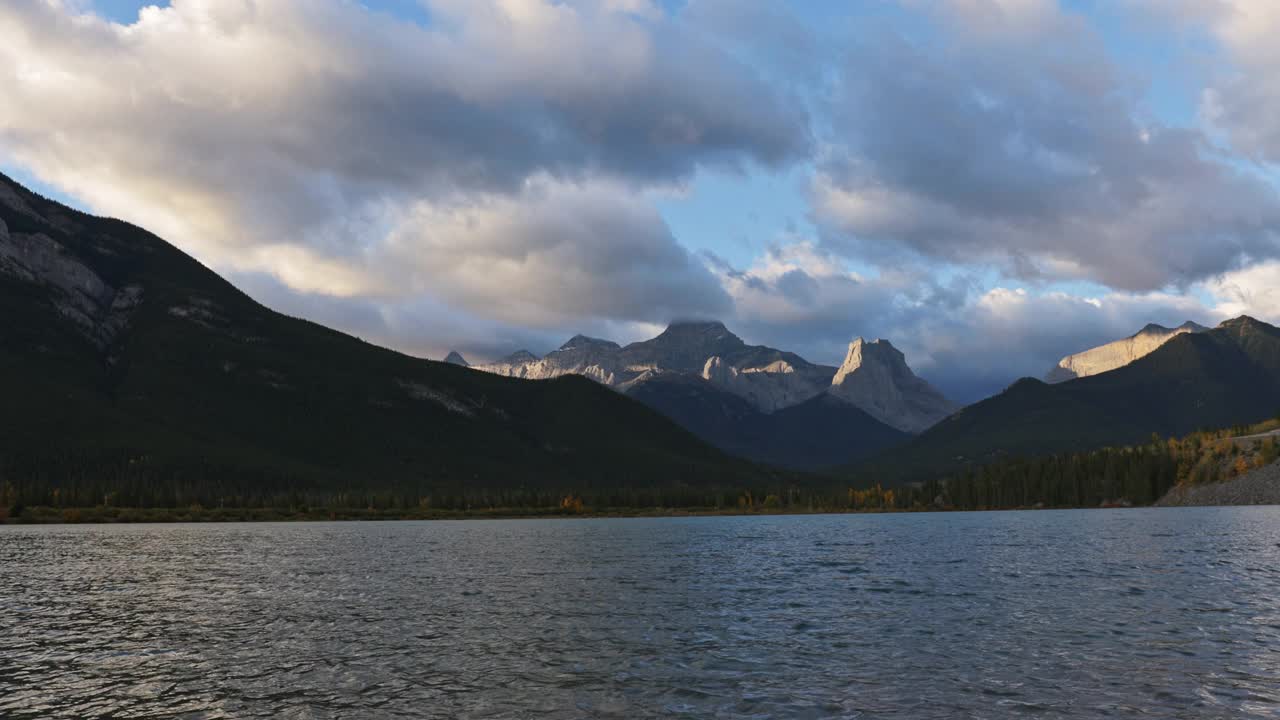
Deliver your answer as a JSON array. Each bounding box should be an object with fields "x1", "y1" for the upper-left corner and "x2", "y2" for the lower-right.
[{"x1": 4, "y1": 0, "x2": 1280, "y2": 407}]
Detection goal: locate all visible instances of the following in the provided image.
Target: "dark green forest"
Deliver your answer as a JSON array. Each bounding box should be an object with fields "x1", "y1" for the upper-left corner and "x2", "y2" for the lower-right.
[
  {"x1": 5, "y1": 171, "x2": 1280, "y2": 523},
  {"x1": 4, "y1": 421, "x2": 1277, "y2": 521}
]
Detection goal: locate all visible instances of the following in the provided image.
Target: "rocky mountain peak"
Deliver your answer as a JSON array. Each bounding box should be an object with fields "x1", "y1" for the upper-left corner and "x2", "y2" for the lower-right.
[
  {"x1": 829, "y1": 337, "x2": 957, "y2": 433},
  {"x1": 558, "y1": 334, "x2": 620, "y2": 352},
  {"x1": 1047, "y1": 320, "x2": 1210, "y2": 383},
  {"x1": 838, "y1": 338, "x2": 905, "y2": 373},
  {"x1": 1215, "y1": 316, "x2": 1277, "y2": 341},
  {"x1": 618, "y1": 320, "x2": 747, "y2": 374},
  {"x1": 501, "y1": 350, "x2": 539, "y2": 365},
  {"x1": 1137, "y1": 321, "x2": 1207, "y2": 337},
  {"x1": 1218, "y1": 315, "x2": 1264, "y2": 329},
  {"x1": 443, "y1": 351, "x2": 469, "y2": 367},
  {"x1": 655, "y1": 320, "x2": 739, "y2": 343}
]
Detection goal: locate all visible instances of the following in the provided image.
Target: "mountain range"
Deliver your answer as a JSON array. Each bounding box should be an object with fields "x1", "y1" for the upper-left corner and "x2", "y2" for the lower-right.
[
  {"x1": 1044, "y1": 321, "x2": 1209, "y2": 383},
  {"x1": 858, "y1": 316, "x2": 1280, "y2": 483},
  {"x1": 451, "y1": 324, "x2": 957, "y2": 469},
  {"x1": 5, "y1": 166, "x2": 1280, "y2": 503},
  {"x1": 0, "y1": 171, "x2": 784, "y2": 502}
]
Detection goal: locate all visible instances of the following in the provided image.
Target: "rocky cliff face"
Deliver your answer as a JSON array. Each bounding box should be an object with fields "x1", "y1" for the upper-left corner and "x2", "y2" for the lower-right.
[
  {"x1": 466, "y1": 321, "x2": 955, "y2": 432},
  {"x1": 474, "y1": 336, "x2": 625, "y2": 385},
  {"x1": 0, "y1": 191, "x2": 143, "y2": 350},
  {"x1": 616, "y1": 321, "x2": 748, "y2": 373},
  {"x1": 1045, "y1": 321, "x2": 1208, "y2": 383},
  {"x1": 828, "y1": 338, "x2": 958, "y2": 433},
  {"x1": 472, "y1": 321, "x2": 840, "y2": 413},
  {"x1": 700, "y1": 356, "x2": 833, "y2": 413}
]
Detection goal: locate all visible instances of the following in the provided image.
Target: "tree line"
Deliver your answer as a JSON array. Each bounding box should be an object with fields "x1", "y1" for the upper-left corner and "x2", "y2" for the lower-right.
[{"x1": 2, "y1": 420, "x2": 1277, "y2": 520}]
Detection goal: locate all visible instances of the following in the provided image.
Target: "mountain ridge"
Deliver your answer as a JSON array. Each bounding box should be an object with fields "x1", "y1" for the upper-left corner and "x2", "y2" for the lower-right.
[
  {"x1": 0, "y1": 170, "x2": 783, "y2": 501},
  {"x1": 457, "y1": 320, "x2": 955, "y2": 468},
  {"x1": 857, "y1": 315, "x2": 1280, "y2": 484},
  {"x1": 1045, "y1": 320, "x2": 1209, "y2": 383}
]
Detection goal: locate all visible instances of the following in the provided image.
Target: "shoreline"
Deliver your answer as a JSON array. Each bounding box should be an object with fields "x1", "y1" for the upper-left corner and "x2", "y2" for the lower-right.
[
  {"x1": 0, "y1": 505, "x2": 938, "y2": 525},
  {"x1": 1156, "y1": 460, "x2": 1280, "y2": 507},
  {"x1": 5, "y1": 502, "x2": 1270, "y2": 525}
]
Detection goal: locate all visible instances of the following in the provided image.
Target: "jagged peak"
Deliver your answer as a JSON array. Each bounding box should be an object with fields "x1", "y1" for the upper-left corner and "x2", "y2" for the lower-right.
[
  {"x1": 443, "y1": 351, "x2": 469, "y2": 367},
  {"x1": 500, "y1": 349, "x2": 539, "y2": 364},
  {"x1": 841, "y1": 337, "x2": 907, "y2": 371},
  {"x1": 850, "y1": 336, "x2": 899, "y2": 350}
]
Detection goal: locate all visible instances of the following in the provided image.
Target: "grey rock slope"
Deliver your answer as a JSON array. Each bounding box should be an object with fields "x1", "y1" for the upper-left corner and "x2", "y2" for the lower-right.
[
  {"x1": 471, "y1": 321, "x2": 957, "y2": 432},
  {"x1": 829, "y1": 338, "x2": 959, "y2": 433},
  {"x1": 1156, "y1": 462, "x2": 1280, "y2": 506},
  {"x1": 1046, "y1": 321, "x2": 1208, "y2": 383}
]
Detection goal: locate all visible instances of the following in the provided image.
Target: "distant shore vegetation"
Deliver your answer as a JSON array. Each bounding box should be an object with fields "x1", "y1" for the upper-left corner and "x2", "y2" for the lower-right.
[{"x1": 2, "y1": 419, "x2": 1278, "y2": 524}]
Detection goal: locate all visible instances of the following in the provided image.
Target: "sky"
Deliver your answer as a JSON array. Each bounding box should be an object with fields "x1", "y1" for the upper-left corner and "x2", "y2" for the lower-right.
[{"x1": 3, "y1": 0, "x2": 1280, "y2": 403}]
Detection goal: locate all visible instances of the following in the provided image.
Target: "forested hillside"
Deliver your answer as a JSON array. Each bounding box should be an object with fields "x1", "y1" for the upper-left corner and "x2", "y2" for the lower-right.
[
  {"x1": 853, "y1": 316, "x2": 1280, "y2": 485},
  {"x1": 0, "y1": 172, "x2": 793, "y2": 514}
]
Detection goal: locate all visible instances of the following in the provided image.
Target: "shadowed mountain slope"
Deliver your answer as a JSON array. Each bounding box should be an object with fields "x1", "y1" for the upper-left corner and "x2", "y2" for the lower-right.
[
  {"x1": 0, "y1": 172, "x2": 783, "y2": 500},
  {"x1": 625, "y1": 373, "x2": 911, "y2": 471},
  {"x1": 854, "y1": 317, "x2": 1280, "y2": 484}
]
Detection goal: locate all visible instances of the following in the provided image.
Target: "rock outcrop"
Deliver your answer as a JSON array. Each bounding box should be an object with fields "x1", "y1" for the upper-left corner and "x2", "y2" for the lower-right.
[
  {"x1": 474, "y1": 337, "x2": 625, "y2": 385},
  {"x1": 700, "y1": 355, "x2": 832, "y2": 413},
  {"x1": 828, "y1": 338, "x2": 958, "y2": 433},
  {"x1": 467, "y1": 322, "x2": 955, "y2": 434},
  {"x1": 1046, "y1": 321, "x2": 1208, "y2": 383},
  {"x1": 473, "y1": 321, "x2": 841, "y2": 413},
  {"x1": 0, "y1": 219, "x2": 143, "y2": 349},
  {"x1": 616, "y1": 321, "x2": 749, "y2": 374}
]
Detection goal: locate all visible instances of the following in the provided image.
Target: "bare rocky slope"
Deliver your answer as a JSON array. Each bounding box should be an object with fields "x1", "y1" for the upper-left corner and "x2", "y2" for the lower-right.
[
  {"x1": 1045, "y1": 321, "x2": 1208, "y2": 383},
  {"x1": 462, "y1": 324, "x2": 956, "y2": 432},
  {"x1": 1156, "y1": 462, "x2": 1280, "y2": 506},
  {"x1": 829, "y1": 338, "x2": 958, "y2": 433},
  {"x1": 457, "y1": 323, "x2": 957, "y2": 468},
  {"x1": 857, "y1": 316, "x2": 1280, "y2": 485}
]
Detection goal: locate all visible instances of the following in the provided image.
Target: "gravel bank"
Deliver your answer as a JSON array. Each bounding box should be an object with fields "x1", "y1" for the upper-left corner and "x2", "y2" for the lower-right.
[{"x1": 1156, "y1": 461, "x2": 1280, "y2": 506}]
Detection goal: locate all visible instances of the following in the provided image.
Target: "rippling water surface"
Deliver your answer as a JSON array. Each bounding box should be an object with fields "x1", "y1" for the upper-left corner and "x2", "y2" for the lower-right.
[{"x1": 3, "y1": 509, "x2": 1280, "y2": 718}]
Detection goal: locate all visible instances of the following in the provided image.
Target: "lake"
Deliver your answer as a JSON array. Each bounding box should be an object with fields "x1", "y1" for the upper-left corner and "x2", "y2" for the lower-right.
[{"x1": 2, "y1": 509, "x2": 1279, "y2": 718}]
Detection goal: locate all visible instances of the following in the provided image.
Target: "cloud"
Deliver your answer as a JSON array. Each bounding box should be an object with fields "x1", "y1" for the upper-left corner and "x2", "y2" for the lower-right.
[
  {"x1": 8, "y1": 0, "x2": 1280, "y2": 405},
  {"x1": 812, "y1": 0, "x2": 1280, "y2": 292},
  {"x1": 1204, "y1": 260, "x2": 1280, "y2": 323},
  {"x1": 378, "y1": 178, "x2": 732, "y2": 328},
  {"x1": 716, "y1": 240, "x2": 1214, "y2": 403},
  {"x1": 0, "y1": 0, "x2": 806, "y2": 308},
  {"x1": 1194, "y1": 1, "x2": 1280, "y2": 164}
]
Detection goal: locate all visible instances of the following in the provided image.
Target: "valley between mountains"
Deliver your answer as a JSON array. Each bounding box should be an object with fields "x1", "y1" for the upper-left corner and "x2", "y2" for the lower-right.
[{"x1": 3, "y1": 169, "x2": 1280, "y2": 517}]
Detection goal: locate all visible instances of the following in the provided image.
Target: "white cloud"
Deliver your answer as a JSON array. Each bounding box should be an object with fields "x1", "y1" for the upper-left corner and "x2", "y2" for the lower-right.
[
  {"x1": 812, "y1": 0, "x2": 1280, "y2": 292},
  {"x1": 715, "y1": 238, "x2": 1216, "y2": 402},
  {"x1": 1204, "y1": 260, "x2": 1280, "y2": 323},
  {"x1": 6, "y1": 0, "x2": 1280, "y2": 404},
  {"x1": 0, "y1": 0, "x2": 804, "y2": 311},
  {"x1": 378, "y1": 178, "x2": 732, "y2": 328}
]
